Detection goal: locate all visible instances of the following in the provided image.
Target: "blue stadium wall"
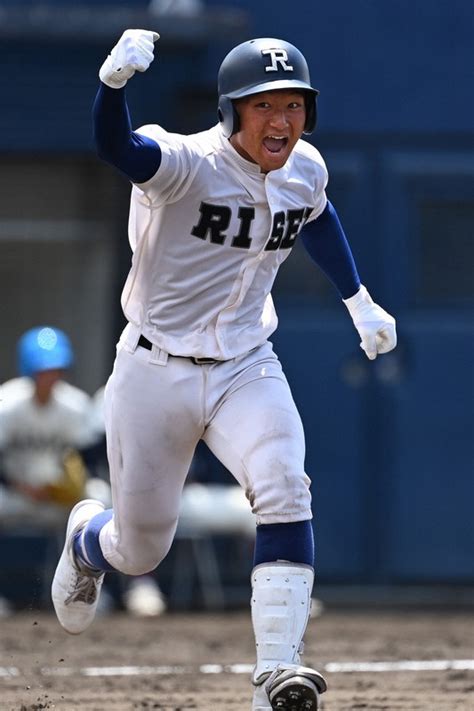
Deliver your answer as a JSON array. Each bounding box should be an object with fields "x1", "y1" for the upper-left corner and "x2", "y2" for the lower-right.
[{"x1": 0, "y1": 0, "x2": 472, "y2": 585}]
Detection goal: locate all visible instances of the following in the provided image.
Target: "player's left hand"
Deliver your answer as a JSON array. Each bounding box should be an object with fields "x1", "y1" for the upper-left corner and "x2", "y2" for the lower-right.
[{"x1": 343, "y1": 285, "x2": 397, "y2": 360}]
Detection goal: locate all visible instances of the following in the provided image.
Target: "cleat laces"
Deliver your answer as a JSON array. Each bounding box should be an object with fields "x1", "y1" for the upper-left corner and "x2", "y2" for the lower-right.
[{"x1": 65, "y1": 571, "x2": 101, "y2": 606}]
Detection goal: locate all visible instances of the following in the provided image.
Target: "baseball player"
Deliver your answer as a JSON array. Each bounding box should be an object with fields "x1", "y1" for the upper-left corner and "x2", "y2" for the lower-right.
[
  {"x1": 51, "y1": 31, "x2": 397, "y2": 710},
  {"x1": 0, "y1": 327, "x2": 106, "y2": 526}
]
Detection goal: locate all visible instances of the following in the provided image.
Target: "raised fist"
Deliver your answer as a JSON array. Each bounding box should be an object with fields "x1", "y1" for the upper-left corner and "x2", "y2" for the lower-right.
[{"x1": 99, "y1": 29, "x2": 160, "y2": 89}]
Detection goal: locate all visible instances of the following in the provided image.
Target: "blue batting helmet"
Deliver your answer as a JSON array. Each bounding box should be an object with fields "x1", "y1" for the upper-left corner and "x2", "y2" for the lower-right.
[
  {"x1": 217, "y1": 37, "x2": 319, "y2": 138},
  {"x1": 18, "y1": 326, "x2": 74, "y2": 377}
]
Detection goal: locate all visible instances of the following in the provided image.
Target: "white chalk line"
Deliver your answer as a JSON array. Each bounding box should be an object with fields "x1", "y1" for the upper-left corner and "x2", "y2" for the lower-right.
[
  {"x1": 1, "y1": 660, "x2": 474, "y2": 679},
  {"x1": 325, "y1": 660, "x2": 474, "y2": 673}
]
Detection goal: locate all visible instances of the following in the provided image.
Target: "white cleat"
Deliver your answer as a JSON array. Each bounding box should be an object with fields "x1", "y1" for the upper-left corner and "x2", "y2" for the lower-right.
[
  {"x1": 266, "y1": 664, "x2": 327, "y2": 710},
  {"x1": 51, "y1": 499, "x2": 106, "y2": 634},
  {"x1": 253, "y1": 664, "x2": 327, "y2": 710},
  {"x1": 252, "y1": 681, "x2": 272, "y2": 710}
]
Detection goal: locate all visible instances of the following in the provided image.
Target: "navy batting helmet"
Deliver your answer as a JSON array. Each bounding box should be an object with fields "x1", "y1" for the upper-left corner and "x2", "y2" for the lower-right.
[
  {"x1": 217, "y1": 37, "x2": 319, "y2": 138},
  {"x1": 18, "y1": 326, "x2": 74, "y2": 377}
]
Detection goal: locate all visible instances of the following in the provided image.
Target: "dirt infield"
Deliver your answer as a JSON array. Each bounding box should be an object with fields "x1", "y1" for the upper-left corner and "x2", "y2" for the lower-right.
[{"x1": 1, "y1": 608, "x2": 473, "y2": 710}]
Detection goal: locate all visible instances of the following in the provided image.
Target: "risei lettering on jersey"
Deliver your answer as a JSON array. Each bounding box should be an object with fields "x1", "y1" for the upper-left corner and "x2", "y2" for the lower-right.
[{"x1": 190, "y1": 202, "x2": 312, "y2": 251}]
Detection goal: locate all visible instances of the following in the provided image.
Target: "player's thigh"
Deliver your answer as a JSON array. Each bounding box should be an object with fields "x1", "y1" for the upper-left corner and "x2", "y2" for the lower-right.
[
  {"x1": 204, "y1": 348, "x2": 311, "y2": 524},
  {"x1": 103, "y1": 346, "x2": 203, "y2": 532}
]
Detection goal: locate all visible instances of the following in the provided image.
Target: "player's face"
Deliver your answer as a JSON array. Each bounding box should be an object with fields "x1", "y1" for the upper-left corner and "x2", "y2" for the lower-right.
[
  {"x1": 34, "y1": 368, "x2": 65, "y2": 405},
  {"x1": 230, "y1": 89, "x2": 306, "y2": 173}
]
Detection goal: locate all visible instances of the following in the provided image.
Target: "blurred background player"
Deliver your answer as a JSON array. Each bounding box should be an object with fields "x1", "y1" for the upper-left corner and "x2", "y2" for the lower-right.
[
  {"x1": 0, "y1": 326, "x2": 109, "y2": 609},
  {"x1": 0, "y1": 326, "x2": 107, "y2": 525}
]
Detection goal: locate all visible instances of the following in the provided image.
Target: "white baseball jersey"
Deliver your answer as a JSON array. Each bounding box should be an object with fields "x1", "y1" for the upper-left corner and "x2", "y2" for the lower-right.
[
  {"x1": 0, "y1": 377, "x2": 96, "y2": 487},
  {"x1": 121, "y1": 124, "x2": 328, "y2": 360}
]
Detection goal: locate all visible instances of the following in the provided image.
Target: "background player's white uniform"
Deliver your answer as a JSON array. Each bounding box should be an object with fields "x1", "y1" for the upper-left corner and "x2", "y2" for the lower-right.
[{"x1": 0, "y1": 377, "x2": 98, "y2": 525}]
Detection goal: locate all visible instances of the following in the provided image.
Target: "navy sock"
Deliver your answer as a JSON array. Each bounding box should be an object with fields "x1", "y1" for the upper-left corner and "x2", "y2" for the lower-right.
[
  {"x1": 253, "y1": 520, "x2": 315, "y2": 567},
  {"x1": 73, "y1": 509, "x2": 117, "y2": 572}
]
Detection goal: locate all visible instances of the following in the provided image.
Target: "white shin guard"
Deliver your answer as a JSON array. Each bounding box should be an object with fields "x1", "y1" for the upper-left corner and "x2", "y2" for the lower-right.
[{"x1": 251, "y1": 562, "x2": 314, "y2": 685}]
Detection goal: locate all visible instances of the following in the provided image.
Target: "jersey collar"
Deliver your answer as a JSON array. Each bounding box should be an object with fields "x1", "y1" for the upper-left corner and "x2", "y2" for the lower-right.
[{"x1": 219, "y1": 130, "x2": 263, "y2": 175}]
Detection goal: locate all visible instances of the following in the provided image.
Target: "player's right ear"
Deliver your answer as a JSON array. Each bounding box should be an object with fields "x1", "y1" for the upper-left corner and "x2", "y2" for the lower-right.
[{"x1": 218, "y1": 96, "x2": 240, "y2": 137}]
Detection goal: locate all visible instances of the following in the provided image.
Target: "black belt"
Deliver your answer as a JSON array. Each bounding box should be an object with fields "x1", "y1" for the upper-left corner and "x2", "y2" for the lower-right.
[{"x1": 137, "y1": 335, "x2": 220, "y2": 365}]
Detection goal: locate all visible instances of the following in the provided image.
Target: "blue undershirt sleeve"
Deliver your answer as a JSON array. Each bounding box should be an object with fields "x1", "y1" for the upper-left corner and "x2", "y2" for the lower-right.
[
  {"x1": 300, "y1": 201, "x2": 361, "y2": 299},
  {"x1": 92, "y1": 82, "x2": 162, "y2": 184}
]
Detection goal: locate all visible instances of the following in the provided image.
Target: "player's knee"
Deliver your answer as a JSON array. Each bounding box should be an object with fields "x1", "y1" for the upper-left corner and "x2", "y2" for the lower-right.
[
  {"x1": 117, "y1": 525, "x2": 175, "y2": 576},
  {"x1": 250, "y1": 458, "x2": 312, "y2": 521},
  {"x1": 246, "y1": 433, "x2": 308, "y2": 499},
  {"x1": 119, "y1": 539, "x2": 173, "y2": 576}
]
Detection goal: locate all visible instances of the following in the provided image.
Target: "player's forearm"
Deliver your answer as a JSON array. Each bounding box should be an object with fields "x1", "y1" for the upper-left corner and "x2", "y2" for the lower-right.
[
  {"x1": 300, "y1": 201, "x2": 361, "y2": 299},
  {"x1": 92, "y1": 82, "x2": 161, "y2": 183}
]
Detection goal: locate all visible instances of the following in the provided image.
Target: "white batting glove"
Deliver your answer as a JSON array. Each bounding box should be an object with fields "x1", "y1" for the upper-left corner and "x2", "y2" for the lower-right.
[
  {"x1": 99, "y1": 29, "x2": 160, "y2": 89},
  {"x1": 343, "y1": 285, "x2": 397, "y2": 360}
]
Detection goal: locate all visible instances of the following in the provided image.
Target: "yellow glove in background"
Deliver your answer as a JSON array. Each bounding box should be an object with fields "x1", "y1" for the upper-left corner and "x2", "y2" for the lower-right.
[{"x1": 44, "y1": 449, "x2": 87, "y2": 507}]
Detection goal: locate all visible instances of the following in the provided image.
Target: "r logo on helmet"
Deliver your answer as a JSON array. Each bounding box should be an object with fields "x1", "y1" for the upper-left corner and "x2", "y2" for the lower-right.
[{"x1": 261, "y1": 48, "x2": 294, "y2": 73}]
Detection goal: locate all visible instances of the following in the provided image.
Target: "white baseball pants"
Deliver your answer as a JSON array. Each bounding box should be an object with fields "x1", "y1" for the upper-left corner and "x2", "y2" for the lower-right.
[{"x1": 98, "y1": 339, "x2": 312, "y2": 575}]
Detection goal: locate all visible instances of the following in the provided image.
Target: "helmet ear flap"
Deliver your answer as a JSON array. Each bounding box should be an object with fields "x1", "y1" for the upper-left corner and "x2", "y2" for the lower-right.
[
  {"x1": 218, "y1": 96, "x2": 240, "y2": 138},
  {"x1": 303, "y1": 92, "x2": 318, "y2": 135}
]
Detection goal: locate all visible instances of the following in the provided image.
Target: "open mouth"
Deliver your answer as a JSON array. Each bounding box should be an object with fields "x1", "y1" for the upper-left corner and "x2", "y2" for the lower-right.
[{"x1": 262, "y1": 135, "x2": 288, "y2": 154}]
